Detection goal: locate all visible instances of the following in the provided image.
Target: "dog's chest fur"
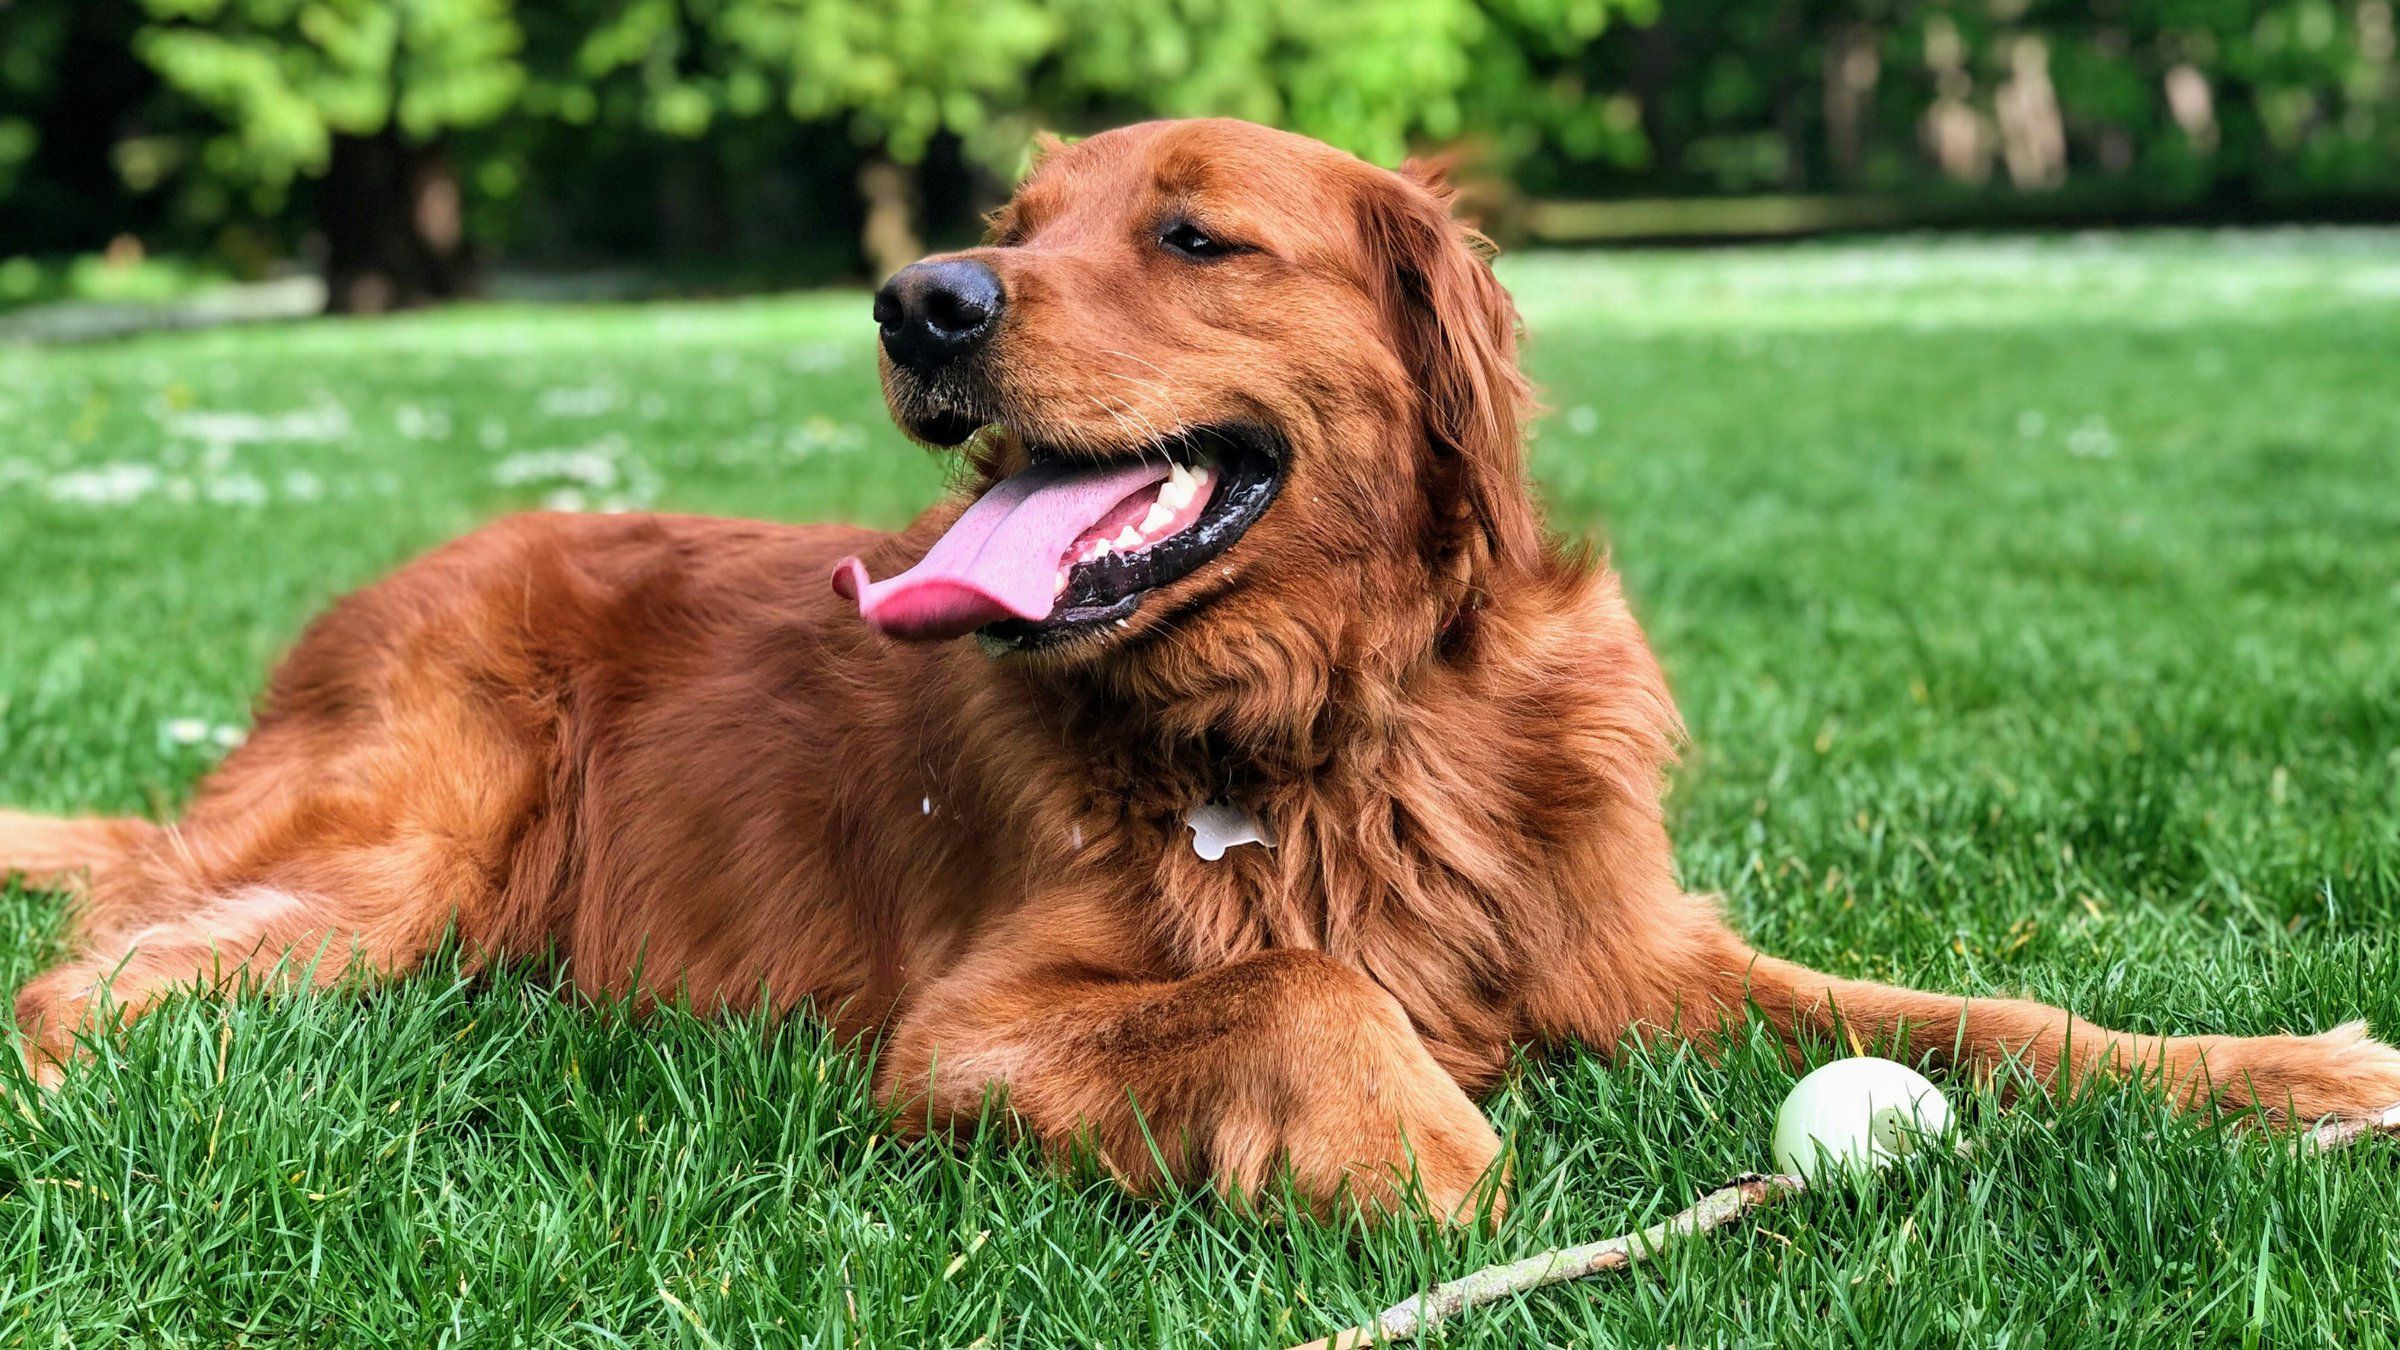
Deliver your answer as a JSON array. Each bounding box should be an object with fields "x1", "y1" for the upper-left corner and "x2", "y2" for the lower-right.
[
  {"x1": 999, "y1": 705, "x2": 1610, "y2": 1061},
  {"x1": 926, "y1": 561, "x2": 1683, "y2": 1081}
]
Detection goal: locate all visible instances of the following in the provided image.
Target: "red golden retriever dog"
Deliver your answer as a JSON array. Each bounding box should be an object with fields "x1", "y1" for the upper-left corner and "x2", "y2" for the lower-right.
[{"x1": 6, "y1": 118, "x2": 2398, "y2": 1219}]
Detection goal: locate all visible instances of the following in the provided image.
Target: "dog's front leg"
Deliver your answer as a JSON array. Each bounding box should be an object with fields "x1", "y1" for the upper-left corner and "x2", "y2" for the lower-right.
[{"x1": 881, "y1": 932, "x2": 1503, "y2": 1223}]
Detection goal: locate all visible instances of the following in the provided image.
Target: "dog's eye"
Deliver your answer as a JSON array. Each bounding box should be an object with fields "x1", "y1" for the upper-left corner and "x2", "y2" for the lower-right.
[{"x1": 1159, "y1": 221, "x2": 1234, "y2": 261}]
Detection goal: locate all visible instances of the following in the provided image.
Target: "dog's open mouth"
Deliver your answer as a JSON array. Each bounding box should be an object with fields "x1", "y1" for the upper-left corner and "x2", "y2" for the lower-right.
[{"x1": 832, "y1": 424, "x2": 1283, "y2": 645}]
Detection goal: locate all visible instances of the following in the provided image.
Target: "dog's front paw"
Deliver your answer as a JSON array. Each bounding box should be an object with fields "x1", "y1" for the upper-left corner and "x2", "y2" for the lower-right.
[
  {"x1": 2173, "y1": 1021, "x2": 2400, "y2": 1125},
  {"x1": 1196, "y1": 1042, "x2": 1508, "y2": 1226},
  {"x1": 1259, "y1": 1083, "x2": 1507, "y2": 1226}
]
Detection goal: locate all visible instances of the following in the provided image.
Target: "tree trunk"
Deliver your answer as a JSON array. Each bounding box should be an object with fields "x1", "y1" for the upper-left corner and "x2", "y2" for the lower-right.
[
  {"x1": 857, "y1": 153, "x2": 922, "y2": 281},
  {"x1": 1627, "y1": 18, "x2": 1684, "y2": 185},
  {"x1": 1822, "y1": 25, "x2": 1882, "y2": 186},
  {"x1": 321, "y1": 129, "x2": 476, "y2": 315},
  {"x1": 1769, "y1": 0, "x2": 1808, "y2": 189}
]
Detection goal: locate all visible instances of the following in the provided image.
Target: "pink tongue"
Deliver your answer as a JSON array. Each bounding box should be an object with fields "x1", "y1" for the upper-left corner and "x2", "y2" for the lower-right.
[{"x1": 833, "y1": 458, "x2": 1172, "y2": 641}]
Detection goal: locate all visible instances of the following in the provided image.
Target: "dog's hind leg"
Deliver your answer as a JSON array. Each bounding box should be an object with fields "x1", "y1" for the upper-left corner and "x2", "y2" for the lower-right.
[
  {"x1": 1722, "y1": 944, "x2": 2400, "y2": 1128},
  {"x1": 1528, "y1": 862, "x2": 2400, "y2": 1130},
  {"x1": 13, "y1": 666, "x2": 554, "y2": 1083},
  {"x1": 12, "y1": 797, "x2": 533, "y2": 1085},
  {"x1": 0, "y1": 810, "x2": 160, "y2": 895},
  {"x1": 8, "y1": 517, "x2": 593, "y2": 1085},
  {"x1": 16, "y1": 875, "x2": 446, "y2": 1085}
]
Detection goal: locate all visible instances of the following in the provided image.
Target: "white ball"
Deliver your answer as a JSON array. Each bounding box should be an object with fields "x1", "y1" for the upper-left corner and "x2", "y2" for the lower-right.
[{"x1": 1771, "y1": 1057, "x2": 1952, "y2": 1183}]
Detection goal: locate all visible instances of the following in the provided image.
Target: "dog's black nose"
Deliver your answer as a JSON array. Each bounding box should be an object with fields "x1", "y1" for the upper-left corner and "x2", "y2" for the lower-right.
[{"x1": 874, "y1": 260, "x2": 1004, "y2": 374}]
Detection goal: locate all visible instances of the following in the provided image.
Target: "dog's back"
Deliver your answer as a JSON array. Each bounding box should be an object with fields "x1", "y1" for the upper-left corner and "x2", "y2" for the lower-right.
[{"x1": 3, "y1": 509, "x2": 981, "y2": 1071}]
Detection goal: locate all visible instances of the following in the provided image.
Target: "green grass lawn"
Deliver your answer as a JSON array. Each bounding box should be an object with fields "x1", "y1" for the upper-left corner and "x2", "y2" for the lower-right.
[{"x1": 3, "y1": 232, "x2": 2399, "y2": 1345}]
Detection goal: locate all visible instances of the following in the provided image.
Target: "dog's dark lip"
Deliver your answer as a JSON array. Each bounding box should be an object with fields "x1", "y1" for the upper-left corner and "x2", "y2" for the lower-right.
[
  {"x1": 911, "y1": 407, "x2": 987, "y2": 448},
  {"x1": 978, "y1": 422, "x2": 1285, "y2": 652}
]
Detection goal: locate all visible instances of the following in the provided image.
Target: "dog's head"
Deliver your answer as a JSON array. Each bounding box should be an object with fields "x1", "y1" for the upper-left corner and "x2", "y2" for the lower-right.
[{"x1": 835, "y1": 119, "x2": 1539, "y2": 713}]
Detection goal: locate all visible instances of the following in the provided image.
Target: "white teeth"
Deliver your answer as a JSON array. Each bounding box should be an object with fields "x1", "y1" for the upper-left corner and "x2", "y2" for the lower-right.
[
  {"x1": 1066, "y1": 460, "x2": 1216, "y2": 574},
  {"x1": 1159, "y1": 463, "x2": 1196, "y2": 510},
  {"x1": 1054, "y1": 567, "x2": 1069, "y2": 596}
]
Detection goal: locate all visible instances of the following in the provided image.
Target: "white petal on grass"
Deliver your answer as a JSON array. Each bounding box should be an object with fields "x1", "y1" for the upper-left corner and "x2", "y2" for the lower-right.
[
  {"x1": 494, "y1": 448, "x2": 621, "y2": 491},
  {"x1": 537, "y1": 386, "x2": 622, "y2": 418},
  {"x1": 202, "y1": 473, "x2": 270, "y2": 507},
  {"x1": 494, "y1": 441, "x2": 659, "y2": 510},
  {"x1": 169, "y1": 403, "x2": 350, "y2": 447},
  {"x1": 2067, "y1": 418, "x2": 2120, "y2": 458},
  {"x1": 47, "y1": 463, "x2": 163, "y2": 505},
  {"x1": 395, "y1": 404, "x2": 455, "y2": 441},
  {"x1": 161, "y1": 719, "x2": 247, "y2": 752}
]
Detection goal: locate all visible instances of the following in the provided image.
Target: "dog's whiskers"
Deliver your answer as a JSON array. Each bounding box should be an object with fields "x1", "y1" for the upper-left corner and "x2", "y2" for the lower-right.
[
  {"x1": 1099, "y1": 348, "x2": 1179, "y2": 386},
  {"x1": 1097, "y1": 350, "x2": 1196, "y2": 448}
]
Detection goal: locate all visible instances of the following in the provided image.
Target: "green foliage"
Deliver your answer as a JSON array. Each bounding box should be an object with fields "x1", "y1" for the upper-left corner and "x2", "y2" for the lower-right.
[
  {"x1": 1036, "y1": 0, "x2": 1633, "y2": 167},
  {"x1": 524, "y1": 0, "x2": 1643, "y2": 175},
  {"x1": 5, "y1": 0, "x2": 2400, "y2": 287},
  {"x1": 132, "y1": 0, "x2": 525, "y2": 185},
  {"x1": 0, "y1": 5, "x2": 67, "y2": 202},
  {"x1": 532, "y1": 0, "x2": 1058, "y2": 161},
  {"x1": 0, "y1": 2, "x2": 196, "y2": 255},
  {"x1": 5, "y1": 235, "x2": 2400, "y2": 1341},
  {"x1": 1561, "y1": 0, "x2": 2400, "y2": 202}
]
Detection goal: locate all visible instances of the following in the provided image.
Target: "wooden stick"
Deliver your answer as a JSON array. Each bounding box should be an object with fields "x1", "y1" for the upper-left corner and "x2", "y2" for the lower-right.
[
  {"x1": 1287, "y1": 1173, "x2": 1804, "y2": 1350},
  {"x1": 2300, "y1": 1102, "x2": 2400, "y2": 1153},
  {"x1": 1289, "y1": 1104, "x2": 2400, "y2": 1350}
]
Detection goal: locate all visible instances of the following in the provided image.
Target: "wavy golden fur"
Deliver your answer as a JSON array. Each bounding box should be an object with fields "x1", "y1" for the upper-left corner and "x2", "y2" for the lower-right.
[{"x1": 8, "y1": 119, "x2": 2398, "y2": 1218}]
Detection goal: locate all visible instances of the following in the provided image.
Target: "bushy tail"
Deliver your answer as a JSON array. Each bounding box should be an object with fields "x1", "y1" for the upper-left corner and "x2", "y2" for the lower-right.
[{"x1": 0, "y1": 810, "x2": 159, "y2": 891}]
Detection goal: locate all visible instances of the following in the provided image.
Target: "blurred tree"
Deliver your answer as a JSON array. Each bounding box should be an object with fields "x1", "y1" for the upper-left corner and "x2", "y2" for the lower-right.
[
  {"x1": 1559, "y1": 0, "x2": 2400, "y2": 214},
  {"x1": 17, "y1": 0, "x2": 2395, "y2": 308},
  {"x1": 1038, "y1": 0, "x2": 1645, "y2": 175},
  {"x1": 537, "y1": 0, "x2": 1056, "y2": 276},
  {"x1": 528, "y1": 0, "x2": 1646, "y2": 275},
  {"x1": 133, "y1": 0, "x2": 526, "y2": 310},
  {"x1": 0, "y1": 0, "x2": 168, "y2": 256}
]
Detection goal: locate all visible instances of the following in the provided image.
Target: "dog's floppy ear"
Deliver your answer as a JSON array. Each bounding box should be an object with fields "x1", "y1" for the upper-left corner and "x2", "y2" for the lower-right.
[{"x1": 1358, "y1": 160, "x2": 1541, "y2": 572}]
